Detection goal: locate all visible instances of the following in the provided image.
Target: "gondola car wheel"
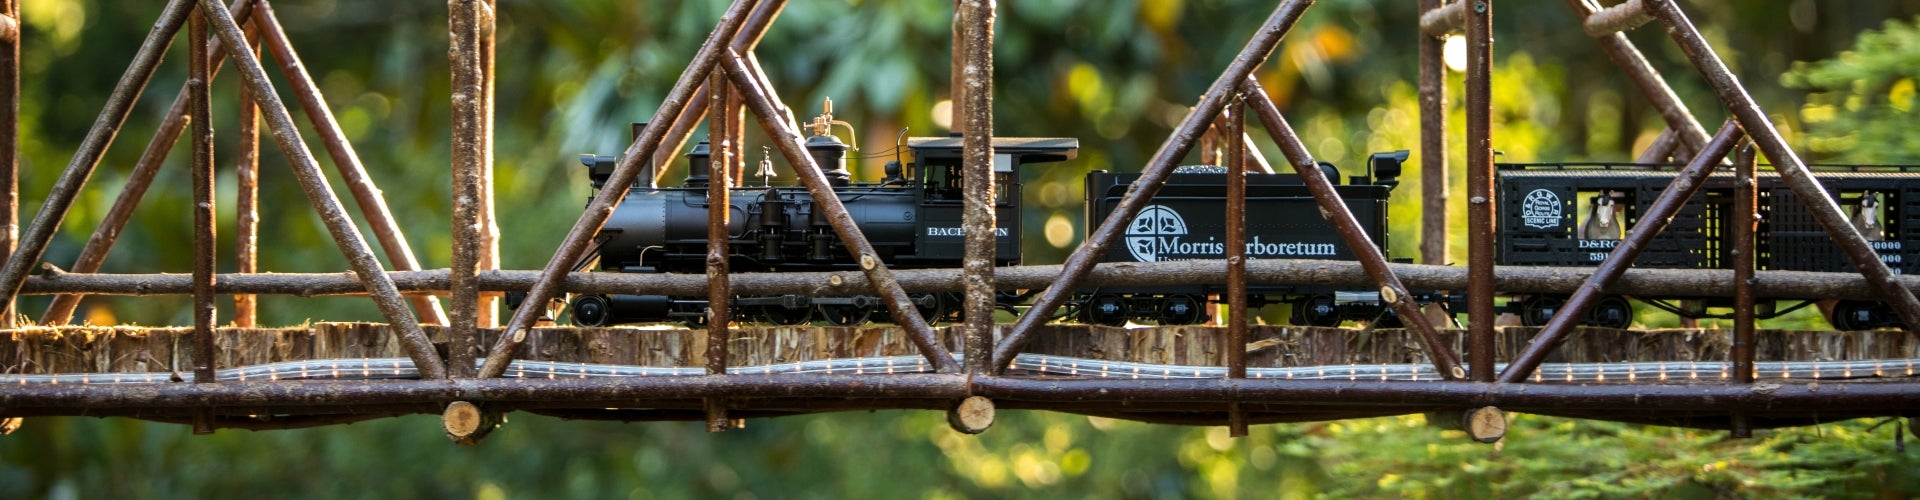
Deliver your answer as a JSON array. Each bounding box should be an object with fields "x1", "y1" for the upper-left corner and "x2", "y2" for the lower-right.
[
  {"x1": 1519, "y1": 295, "x2": 1564, "y2": 328},
  {"x1": 1296, "y1": 295, "x2": 1342, "y2": 327},
  {"x1": 1587, "y1": 296, "x2": 1633, "y2": 329}
]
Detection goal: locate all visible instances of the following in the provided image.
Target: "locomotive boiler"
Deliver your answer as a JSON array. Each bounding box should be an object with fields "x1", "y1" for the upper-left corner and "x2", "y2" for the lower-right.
[{"x1": 567, "y1": 106, "x2": 1078, "y2": 326}]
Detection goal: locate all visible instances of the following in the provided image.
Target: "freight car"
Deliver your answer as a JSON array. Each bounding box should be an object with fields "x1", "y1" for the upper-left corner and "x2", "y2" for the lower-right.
[{"x1": 1495, "y1": 161, "x2": 1919, "y2": 329}]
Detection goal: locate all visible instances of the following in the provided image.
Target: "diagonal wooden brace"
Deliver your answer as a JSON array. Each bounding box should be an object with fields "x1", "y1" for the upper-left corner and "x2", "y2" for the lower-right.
[{"x1": 198, "y1": 0, "x2": 446, "y2": 379}]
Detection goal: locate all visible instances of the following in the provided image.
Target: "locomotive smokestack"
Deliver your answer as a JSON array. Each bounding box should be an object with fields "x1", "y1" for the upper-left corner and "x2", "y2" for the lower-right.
[
  {"x1": 805, "y1": 97, "x2": 856, "y2": 186},
  {"x1": 684, "y1": 140, "x2": 712, "y2": 188}
]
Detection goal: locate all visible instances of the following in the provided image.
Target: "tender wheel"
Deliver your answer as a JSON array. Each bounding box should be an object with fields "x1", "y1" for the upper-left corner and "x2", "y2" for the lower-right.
[
  {"x1": 1830, "y1": 300, "x2": 1877, "y2": 331},
  {"x1": 1586, "y1": 296, "x2": 1633, "y2": 329},
  {"x1": 570, "y1": 295, "x2": 611, "y2": 327},
  {"x1": 1080, "y1": 294, "x2": 1130, "y2": 327},
  {"x1": 913, "y1": 294, "x2": 945, "y2": 325},
  {"x1": 1156, "y1": 295, "x2": 1208, "y2": 325},
  {"x1": 758, "y1": 304, "x2": 814, "y2": 325},
  {"x1": 820, "y1": 304, "x2": 875, "y2": 327},
  {"x1": 1518, "y1": 295, "x2": 1564, "y2": 327},
  {"x1": 1292, "y1": 295, "x2": 1341, "y2": 327}
]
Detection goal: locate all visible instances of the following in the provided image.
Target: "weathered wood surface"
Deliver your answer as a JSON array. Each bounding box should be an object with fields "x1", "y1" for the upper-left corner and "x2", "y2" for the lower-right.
[{"x1": 1, "y1": 323, "x2": 1913, "y2": 375}]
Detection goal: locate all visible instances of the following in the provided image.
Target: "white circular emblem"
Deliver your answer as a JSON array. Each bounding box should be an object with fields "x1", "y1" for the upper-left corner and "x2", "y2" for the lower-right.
[
  {"x1": 1126, "y1": 205, "x2": 1187, "y2": 262},
  {"x1": 1521, "y1": 189, "x2": 1563, "y2": 229}
]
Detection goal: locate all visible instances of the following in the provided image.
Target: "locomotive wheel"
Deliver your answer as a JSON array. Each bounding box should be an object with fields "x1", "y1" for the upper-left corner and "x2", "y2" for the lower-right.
[
  {"x1": 1081, "y1": 294, "x2": 1131, "y2": 327},
  {"x1": 758, "y1": 304, "x2": 815, "y2": 325},
  {"x1": 1518, "y1": 296, "x2": 1564, "y2": 327},
  {"x1": 1586, "y1": 296, "x2": 1633, "y2": 329},
  {"x1": 1294, "y1": 295, "x2": 1342, "y2": 327},
  {"x1": 820, "y1": 304, "x2": 875, "y2": 327},
  {"x1": 570, "y1": 295, "x2": 612, "y2": 327},
  {"x1": 1156, "y1": 295, "x2": 1208, "y2": 325}
]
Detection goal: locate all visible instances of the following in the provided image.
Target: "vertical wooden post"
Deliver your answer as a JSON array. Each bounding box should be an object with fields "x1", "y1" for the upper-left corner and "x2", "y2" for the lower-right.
[
  {"x1": 234, "y1": 18, "x2": 260, "y2": 328},
  {"x1": 1416, "y1": 0, "x2": 1447, "y2": 267},
  {"x1": 476, "y1": 0, "x2": 500, "y2": 328},
  {"x1": 189, "y1": 0, "x2": 217, "y2": 384},
  {"x1": 1464, "y1": 0, "x2": 1496, "y2": 382},
  {"x1": 960, "y1": 0, "x2": 995, "y2": 376},
  {"x1": 1224, "y1": 90, "x2": 1248, "y2": 437},
  {"x1": 704, "y1": 66, "x2": 734, "y2": 432},
  {"x1": 0, "y1": 0, "x2": 18, "y2": 328},
  {"x1": 449, "y1": 0, "x2": 488, "y2": 377}
]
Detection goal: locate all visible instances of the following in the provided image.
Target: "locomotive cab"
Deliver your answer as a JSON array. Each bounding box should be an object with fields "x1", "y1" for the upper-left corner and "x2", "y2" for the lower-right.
[{"x1": 901, "y1": 136, "x2": 1079, "y2": 266}]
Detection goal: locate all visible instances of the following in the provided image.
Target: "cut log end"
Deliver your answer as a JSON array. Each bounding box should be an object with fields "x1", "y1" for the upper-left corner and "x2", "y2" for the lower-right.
[
  {"x1": 947, "y1": 396, "x2": 996, "y2": 434},
  {"x1": 0, "y1": 417, "x2": 21, "y2": 435},
  {"x1": 443, "y1": 401, "x2": 499, "y2": 445},
  {"x1": 1464, "y1": 406, "x2": 1507, "y2": 444}
]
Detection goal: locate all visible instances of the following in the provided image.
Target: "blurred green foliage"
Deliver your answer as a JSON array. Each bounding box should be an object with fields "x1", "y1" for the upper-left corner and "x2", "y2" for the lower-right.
[{"x1": 5, "y1": 0, "x2": 1920, "y2": 496}]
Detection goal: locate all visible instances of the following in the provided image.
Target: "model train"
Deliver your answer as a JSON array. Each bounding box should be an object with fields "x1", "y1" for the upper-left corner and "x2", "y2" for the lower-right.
[{"x1": 555, "y1": 103, "x2": 1918, "y2": 330}]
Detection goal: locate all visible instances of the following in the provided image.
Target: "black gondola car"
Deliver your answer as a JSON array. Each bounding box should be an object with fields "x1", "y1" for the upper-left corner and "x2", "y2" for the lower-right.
[{"x1": 1495, "y1": 161, "x2": 1919, "y2": 329}]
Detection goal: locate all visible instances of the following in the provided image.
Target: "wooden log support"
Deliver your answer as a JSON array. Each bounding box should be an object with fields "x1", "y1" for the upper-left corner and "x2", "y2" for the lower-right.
[
  {"x1": 1464, "y1": 0, "x2": 1495, "y2": 382},
  {"x1": 0, "y1": 0, "x2": 197, "y2": 321},
  {"x1": 994, "y1": 0, "x2": 1317, "y2": 374},
  {"x1": 1417, "y1": 0, "x2": 1448, "y2": 267},
  {"x1": 704, "y1": 65, "x2": 735, "y2": 433},
  {"x1": 720, "y1": 49, "x2": 960, "y2": 374},
  {"x1": 480, "y1": 0, "x2": 760, "y2": 379},
  {"x1": 960, "y1": 0, "x2": 996, "y2": 375},
  {"x1": 1418, "y1": 1, "x2": 1463, "y2": 37},
  {"x1": 1224, "y1": 90, "x2": 1249, "y2": 437},
  {"x1": 1582, "y1": 0, "x2": 1652, "y2": 37},
  {"x1": 25, "y1": 262, "x2": 1920, "y2": 304},
  {"x1": 1464, "y1": 406, "x2": 1506, "y2": 443},
  {"x1": 40, "y1": 0, "x2": 259, "y2": 326},
  {"x1": 197, "y1": 0, "x2": 446, "y2": 380},
  {"x1": 1647, "y1": 0, "x2": 1920, "y2": 333},
  {"x1": 256, "y1": 3, "x2": 447, "y2": 326},
  {"x1": 1734, "y1": 142, "x2": 1758, "y2": 384},
  {"x1": 947, "y1": 395, "x2": 995, "y2": 434},
  {"x1": 0, "y1": 1, "x2": 18, "y2": 328},
  {"x1": 442, "y1": 401, "x2": 500, "y2": 445},
  {"x1": 449, "y1": 0, "x2": 490, "y2": 377},
  {"x1": 189, "y1": 1, "x2": 218, "y2": 384},
  {"x1": 235, "y1": 20, "x2": 261, "y2": 328}
]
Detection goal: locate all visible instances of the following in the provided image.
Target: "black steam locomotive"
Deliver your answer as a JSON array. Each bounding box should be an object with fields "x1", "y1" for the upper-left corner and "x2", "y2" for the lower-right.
[{"x1": 560, "y1": 103, "x2": 1919, "y2": 331}]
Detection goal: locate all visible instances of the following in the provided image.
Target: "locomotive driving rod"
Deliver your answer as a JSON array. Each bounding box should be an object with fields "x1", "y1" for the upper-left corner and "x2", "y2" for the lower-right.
[{"x1": 1498, "y1": 121, "x2": 1743, "y2": 384}]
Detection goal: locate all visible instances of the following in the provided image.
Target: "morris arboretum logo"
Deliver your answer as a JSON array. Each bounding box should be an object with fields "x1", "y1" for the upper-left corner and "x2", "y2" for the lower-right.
[
  {"x1": 1122, "y1": 204, "x2": 1336, "y2": 262},
  {"x1": 1126, "y1": 205, "x2": 1189, "y2": 262},
  {"x1": 1522, "y1": 189, "x2": 1563, "y2": 229}
]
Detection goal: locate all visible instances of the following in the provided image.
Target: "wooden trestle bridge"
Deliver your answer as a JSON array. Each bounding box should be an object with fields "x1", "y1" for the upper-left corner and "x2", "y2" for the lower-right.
[{"x1": 2, "y1": 0, "x2": 1919, "y2": 443}]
